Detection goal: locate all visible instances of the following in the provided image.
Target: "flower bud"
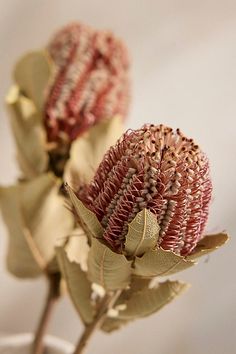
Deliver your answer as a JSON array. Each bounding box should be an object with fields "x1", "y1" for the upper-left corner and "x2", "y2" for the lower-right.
[
  {"x1": 45, "y1": 22, "x2": 130, "y2": 143},
  {"x1": 79, "y1": 124, "x2": 212, "y2": 256}
]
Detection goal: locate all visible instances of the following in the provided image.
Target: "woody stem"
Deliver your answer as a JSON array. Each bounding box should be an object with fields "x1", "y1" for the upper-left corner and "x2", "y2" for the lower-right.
[
  {"x1": 73, "y1": 290, "x2": 122, "y2": 354},
  {"x1": 31, "y1": 273, "x2": 61, "y2": 354}
]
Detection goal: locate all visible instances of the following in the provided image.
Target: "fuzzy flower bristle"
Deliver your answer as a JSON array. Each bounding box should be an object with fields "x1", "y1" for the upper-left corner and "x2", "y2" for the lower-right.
[
  {"x1": 79, "y1": 124, "x2": 212, "y2": 256},
  {"x1": 45, "y1": 22, "x2": 130, "y2": 143}
]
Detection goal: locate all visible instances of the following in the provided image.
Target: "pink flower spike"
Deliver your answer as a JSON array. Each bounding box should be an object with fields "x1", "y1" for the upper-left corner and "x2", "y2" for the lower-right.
[{"x1": 79, "y1": 124, "x2": 212, "y2": 256}]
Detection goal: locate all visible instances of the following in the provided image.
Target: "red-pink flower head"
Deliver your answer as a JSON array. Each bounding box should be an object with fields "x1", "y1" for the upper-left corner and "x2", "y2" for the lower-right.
[
  {"x1": 45, "y1": 22, "x2": 130, "y2": 143},
  {"x1": 79, "y1": 124, "x2": 212, "y2": 256}
]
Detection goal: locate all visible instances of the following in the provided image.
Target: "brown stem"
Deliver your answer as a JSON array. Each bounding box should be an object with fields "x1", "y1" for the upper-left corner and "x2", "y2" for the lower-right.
[
  {"x1": 31, "y1": 273, "x2": 61, "y2": 354},
  {"x1": 73, "y1": 290, "x2": 122, "y2": 354}
]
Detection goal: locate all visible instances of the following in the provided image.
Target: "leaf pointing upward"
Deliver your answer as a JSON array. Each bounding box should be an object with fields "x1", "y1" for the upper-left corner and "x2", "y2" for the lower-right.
[
  {"x1": 66, "y1": 184, "x2": 103, "y2": 240},
  {"x1": 14, "y1": 50, "x2": 52, "y2": 112},
  {"x1": 125, "y1": 209, "x2": 159, "y2": 257}
]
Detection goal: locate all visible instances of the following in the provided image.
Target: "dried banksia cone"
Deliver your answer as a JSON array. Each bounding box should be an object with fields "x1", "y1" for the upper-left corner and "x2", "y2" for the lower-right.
[
  {"x1": 79, "y1": 124, "x2": 212, "y2": 256},
  {"x1": 45, "y1": 22, "x2": 130, "y2": 143}
]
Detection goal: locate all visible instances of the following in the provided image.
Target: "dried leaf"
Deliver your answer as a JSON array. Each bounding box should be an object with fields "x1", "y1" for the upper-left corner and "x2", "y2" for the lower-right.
[
  {"x1": 66, "y1": 185, "x2": 103, "y2": 239},
  {"x1": 57, "y1": 247, "x2": 94, "y2": 324},
  {"x1": 125, "y1": 209, "x2": 159, "y2": 257},
  {"x1": 102, "y1": 280, "x2": 189, "y2": 331},
  {"x1": 127, "y1": 276, "x2": 152, "y2": 293},
  {"x1": 14, "y1": 50, "x2": 52, "y2": 112},
  {"x1": 0, "y1": 174, "x2": 74, "y2": 278},
  {"x1": 88, "y1": 238, "x2": 132, "y2": 290},
  {"x1": 0, "y1": 200, "x2": 41, "y2": 278},
  {"x1": 6, "y1": 86, "x2": 48, "y2": 178},
  {"x1": 102, "y1": 277, "x2": 151, "y2": 333},
  {"x1": 64, "y1": 115, "x2": 124, "y2": 186},
  {"x1": 187, "y1": 233, "x2": 229, "y2": 260},
  {"x1": 64, "y1": 231, "x2": 90, "y2": 272},
  {"x1": 116, "y1": 280, "x2": 189, "y2": 320},
  {"x1": 133, "y1": 248, "x2": 195, "y2": 277}
]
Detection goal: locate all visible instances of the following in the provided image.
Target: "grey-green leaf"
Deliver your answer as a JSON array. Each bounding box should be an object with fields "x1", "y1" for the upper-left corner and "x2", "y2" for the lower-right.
[
  {"x1": 187, "y1": 233, "x2": 229, "y2": 260},
  {"x1": 133, "y1": 248, "x2": 195, "y2": 277},
  {"x1": 125, "y1": 209, "x2": 159, "y2": 257},
  {"x1": 56, "y1": 247, "x2": 94, "y2": 324},
  {"x1": 88, "y1": 238, "x2": 132, "y2": 290},
  {"x1": 66, "y1": 185, "x2": 104, "y2": 239},
  {"x1": 116, "y1": 280, "x2": 189, "y2": 320}
]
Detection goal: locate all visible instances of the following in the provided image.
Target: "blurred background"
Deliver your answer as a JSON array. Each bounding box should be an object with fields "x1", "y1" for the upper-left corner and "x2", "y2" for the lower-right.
[{"x1": 0, "y1": 1, "x2": 235, "y2": 353}]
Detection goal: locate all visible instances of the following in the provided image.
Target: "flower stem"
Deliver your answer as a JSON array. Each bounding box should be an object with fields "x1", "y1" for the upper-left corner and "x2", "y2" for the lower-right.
[
  {"x1": 31, "y1": 273, "x2": 61, "y2": 354},
  {"x1": 73, "y1": 290, "x2": 122, "y2": 354}
]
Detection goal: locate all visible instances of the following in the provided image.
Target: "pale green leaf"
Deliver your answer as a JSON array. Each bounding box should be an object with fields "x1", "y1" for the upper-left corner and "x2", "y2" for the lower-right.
[
  {"x1": 125, "y1": 209, "x2": 159, "y2": 257},
  {"x1": 88, "y1": 238, "x2": 132, "y2": 290},
  {"x1": 6, "y1": 86, "x2": 48, "y2": 179},
  {"x1": 116, "y1": 280, "x2": 189, "y2": 320},
  {"x1": 0, "y1": 174, "x2": 74, "y2": 278},
  {"x1": 133, "y1": 248, "x2": 195, "y2": 277},
  {"x1": 56, "y1": 247, "x2": 94, "y2": 324},
  {"x1": 187, "y1": 233, "x2": 229, "y2": 260},
  {"x1": 66, "y1": 185, "x2": 103, "y2": 239},
  {"x1": 64, "y1": 115, "x2": 124, "y2": 185},
  {"x1": 14, "y1": 50, "x2": 52, "y2": 112}
]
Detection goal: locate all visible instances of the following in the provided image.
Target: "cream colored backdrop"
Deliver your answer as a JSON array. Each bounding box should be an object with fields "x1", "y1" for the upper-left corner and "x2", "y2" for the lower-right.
[{"x1": 0, "y1": 1, "x2": 235, "y2": 353}]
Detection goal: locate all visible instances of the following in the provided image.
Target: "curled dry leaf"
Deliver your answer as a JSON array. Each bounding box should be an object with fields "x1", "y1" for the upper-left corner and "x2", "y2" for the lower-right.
[
  {"x1": 187, "y1": 233, "x2": 229, "y2": 260},
  {"x1": 63, "y1": 229, "x2": 90, "y2": 272},
  {"x1": 64, "y1": 115, "x2": 124, "y2": 186},
  {"x1": 88, "y1": 238, "x2": 132, "y2": 290},
  {"x1": 56, "y1": 247, "x2": 94, "y2": 325},
  {"x1": 0, "y1": 173, "x2": 74, "y2": 278},
  {"x1": 133, "y1": 248, "x2": 195, "y2": 277},
  {"x1": 6, "y1": 86, "x2": 48, "y2": 179},
  {"x1": 124, "y1": 209, "x2": 160, "y2": 257}
]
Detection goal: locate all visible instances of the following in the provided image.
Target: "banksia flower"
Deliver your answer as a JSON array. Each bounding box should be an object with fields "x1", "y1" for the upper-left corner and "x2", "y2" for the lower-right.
[
  {"x1": 79, "y1": 124, "x2": 212, "y2": 256},
  {"x1": 45, "y1": 22, "x2": 130, "y2": 143}
]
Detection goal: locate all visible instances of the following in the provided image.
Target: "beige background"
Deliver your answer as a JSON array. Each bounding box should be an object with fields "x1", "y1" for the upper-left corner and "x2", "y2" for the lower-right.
[{"x1": 0, "y1": 1, "x2": 236, "y2": 353}]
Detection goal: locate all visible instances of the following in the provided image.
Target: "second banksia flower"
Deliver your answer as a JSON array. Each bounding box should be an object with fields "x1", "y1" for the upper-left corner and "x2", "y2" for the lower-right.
[
  {"x1": 45, "y1": 22, "x2": 130, "y2": 143},
  {"x1": 6, "y1": 21, "x2": 129, "y2": 179}
]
